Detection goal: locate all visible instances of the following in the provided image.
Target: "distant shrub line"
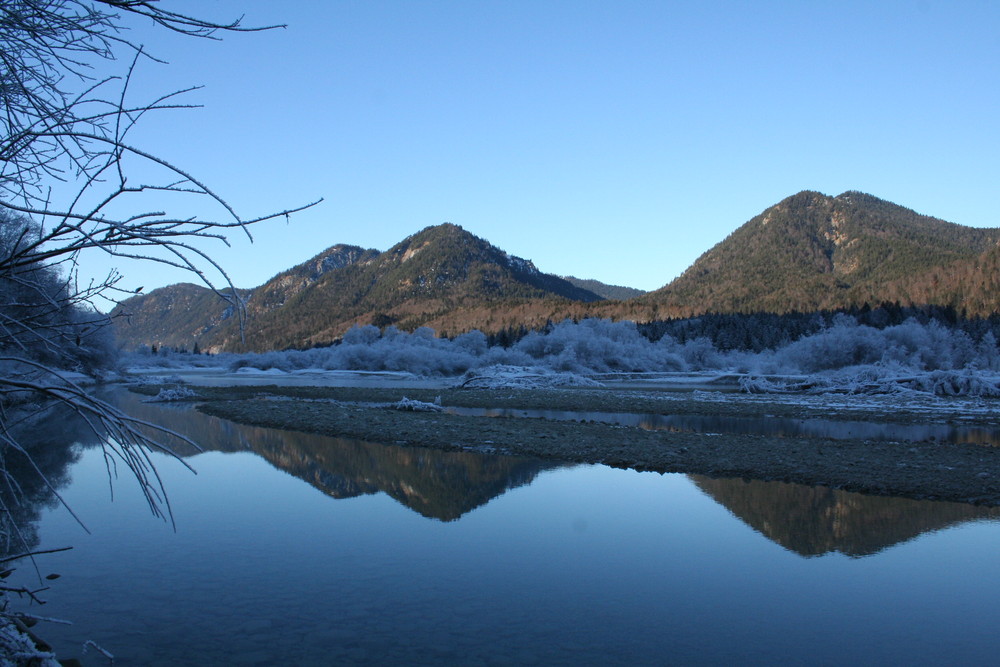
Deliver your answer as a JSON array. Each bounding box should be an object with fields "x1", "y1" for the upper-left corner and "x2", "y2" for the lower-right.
[{"x1": 131, "y1": 310, "x2": 1000, "y2": 380}]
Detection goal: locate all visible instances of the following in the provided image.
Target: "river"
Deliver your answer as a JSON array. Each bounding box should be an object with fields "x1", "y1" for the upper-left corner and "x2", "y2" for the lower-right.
[{"x1": 6, "y1": 390, "x2": 1000, "y2": 665}]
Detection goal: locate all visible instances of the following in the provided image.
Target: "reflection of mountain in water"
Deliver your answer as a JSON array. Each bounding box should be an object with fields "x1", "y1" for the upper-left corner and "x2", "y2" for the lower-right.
[
  {"x1": 112, "y1": 390, "x2": 565, "y2": 521},
  {"x1": 8, "y1": 389, "x2": 1000, "y2": 550},
  {"x1": 691, "y1": 475, "x2": 1000, "y2": 558},
  {"x1": 1, "y1": 405, "x2": 91, "y2": 558}
]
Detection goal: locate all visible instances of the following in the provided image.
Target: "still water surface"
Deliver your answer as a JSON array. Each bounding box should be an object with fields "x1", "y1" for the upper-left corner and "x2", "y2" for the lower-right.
[{"x1": 11, "y1": 392, "x2": 1000, "y2": 665}]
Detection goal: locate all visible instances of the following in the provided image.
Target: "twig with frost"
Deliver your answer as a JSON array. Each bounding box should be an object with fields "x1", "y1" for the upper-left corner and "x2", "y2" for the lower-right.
[
  {"x1": 1, "y1": 358, "x2": 200, "y2": 529},
  {"x1": 83, "y1": 638, "x2": 114, "y2": 663}
]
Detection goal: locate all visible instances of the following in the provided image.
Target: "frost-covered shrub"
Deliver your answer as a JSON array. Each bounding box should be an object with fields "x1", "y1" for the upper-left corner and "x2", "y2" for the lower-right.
[
  {"x1": 248, "y1": 324, "x2": 479, "y2": 376},
  {"x1": 146, "y1": 386, "x2": 198, "y2": 402},
  {"x1": 233, "y1": 350, "x2": 296, "y2": 372},
  {"x1": 775, "y1": 318, "x2": 995, "y2": 374},
  {"x1": 975, "y1": 332, "x2": 1000, "y2": 371},
  {"x1": 342, "y1": 324, "x2": 381, "y2": 345},
  {"x1": 380, "y1": 343, "x2": 474, "y2": 376},
  {"x1": 457, "y1": 364, "x2": 603, "y2": 389},
  {"x1": 882, "y1": 319, "x2": 977, "y2": 370},
  {"x1": 652, "y1": 335, "x2": 690, "y2": 371},
  {"x1": 479, "y1": 345, "x2": 535, "y2": 368},
  {"x1": 124, "y1": 348, "x2": 232, "y2": 370},
  {"x1": 453, "y1": 330, "x2": 488, "y2": 356},
  {"x1": 328, "y1": 341, "x2": 389, "y2": 371},
  {"x1": 513, "y1": 319, "x2": 687, "y2": 373},
  {"x1": 678, "y1": 337, "x2": 721, "y2": 369},
  {"x1": 905, "y1": 369, "x2": 1000, "y2": 397},
  {"x1": 778, "y1": 321, "x2": 887, "y2": 372},
  {"x1": 222, "y1": 316, "x2": 1000, "y2": 382}
]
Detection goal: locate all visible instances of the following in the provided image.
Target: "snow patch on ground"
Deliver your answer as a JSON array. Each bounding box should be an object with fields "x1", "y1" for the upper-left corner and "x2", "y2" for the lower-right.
[
  {"x1": 740, "y1": 367, "x2": 1000, "y2": 398},
  {"x1": 123, "y1": 366, "x2": 444, "y2": 389},
  {"x1": 289, "y1": 369, "x2": 418, "y2": 379},
  {"x1": 145, "y1": 386, "x2": 198, "y2": 402},
  {"x1": 456, "y1": 365, "x2": 604, "y2": 389},
  {"x1": 660, "y1": 385, "x2": 999, "y2": 418},
  {"x1": 0, "y1": 614, "x2": 59, "y2": 667},
  {"x1": 126, "y1": 372, "x2": 188, "y2": 386},
  {"x1": 235, "y1": 367, "x2": 288, "y2": 375},
  {"x1": 391, "y1": 397, "x2": 444, "y2": 412}
]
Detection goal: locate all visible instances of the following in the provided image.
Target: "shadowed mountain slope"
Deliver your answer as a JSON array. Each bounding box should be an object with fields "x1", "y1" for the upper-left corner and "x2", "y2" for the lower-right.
[
  {"x1": 112, "y1": 282, "x2": 248, "y2": 352},
  {"x1": 562, "y1": 276, "x2": 646, "y2": 300}
]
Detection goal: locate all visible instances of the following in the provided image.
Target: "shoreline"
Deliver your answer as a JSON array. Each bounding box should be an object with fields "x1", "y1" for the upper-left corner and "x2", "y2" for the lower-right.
[{"x1": 130, "y1": 383, "x2": 1000, "y2": 506}]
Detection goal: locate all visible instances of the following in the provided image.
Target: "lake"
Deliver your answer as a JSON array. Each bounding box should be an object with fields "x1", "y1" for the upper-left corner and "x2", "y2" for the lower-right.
[{"x1": 7, "y1": 390, "x2": 1000, "y2": 665}]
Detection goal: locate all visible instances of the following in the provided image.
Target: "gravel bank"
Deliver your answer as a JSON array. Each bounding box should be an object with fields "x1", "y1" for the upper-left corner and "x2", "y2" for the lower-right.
[{"x1": 155, "y1": 384, "x2": 1000, "y2": 506}]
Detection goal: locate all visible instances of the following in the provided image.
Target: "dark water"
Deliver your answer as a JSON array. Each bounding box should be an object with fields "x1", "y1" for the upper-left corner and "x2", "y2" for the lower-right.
[
  {"x1": 7, "y1": 392, "x2": 1000, "y2": 665},
  {"x1": 446, "y1": 406, "x2": 1000, "y2": 445}
]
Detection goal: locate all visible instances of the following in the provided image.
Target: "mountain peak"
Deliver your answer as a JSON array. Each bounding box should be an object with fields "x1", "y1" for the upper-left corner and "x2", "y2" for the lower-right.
[
  {"x1": 378, "y1": 222, "x2": 599, "y2": 302},
  {"x1": 399, "y1": 222, "x2": 470, "y2": 244},
  {"x1": 115, "y1": 221, "x2": 603, "y2": 351},
  {"x1": 646, "y1": 190, "x2": 1000, "y2": 316},
  {"x1": 113, "y1": 190, "x2": 1000, "y2": 352}
]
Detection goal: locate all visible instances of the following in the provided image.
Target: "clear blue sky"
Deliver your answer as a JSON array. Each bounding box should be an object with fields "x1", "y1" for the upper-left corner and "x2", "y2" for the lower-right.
[{"x1": 81, "y1": 0, "x2": 1000, "y2": 295}]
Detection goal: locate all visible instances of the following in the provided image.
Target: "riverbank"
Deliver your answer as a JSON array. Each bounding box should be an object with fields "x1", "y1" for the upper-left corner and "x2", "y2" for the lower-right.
[{"x1": 126, "y1": 382, "x2": 1000, "y2": 506}]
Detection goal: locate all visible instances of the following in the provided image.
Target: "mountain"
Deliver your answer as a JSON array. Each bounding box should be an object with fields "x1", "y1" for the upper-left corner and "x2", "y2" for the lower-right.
[
  {"x1": 877, "y1": 240, "x2": 1000, "y2": 315},
  {"x1": 690, "y1": 475, "x2": 1000, "y2": 557},
  {"x1": 561, "y1": 276, "x2": 646, "y2": 300},
  {"x1": 640, "y1": 191, "x2": 1000, "y2": 317},
  {"x1": 112, "y1": 282, "x2": 247, "y2": 352},
  {"x1": 114, "y1": 192, "x2": 1000, "y2": 353},
  {"x1": 114, "y1": 223, "x2": 603, "y2": 351},
  {"x1": 104, "y1": 390, "x2": 565, "y2": 522}
]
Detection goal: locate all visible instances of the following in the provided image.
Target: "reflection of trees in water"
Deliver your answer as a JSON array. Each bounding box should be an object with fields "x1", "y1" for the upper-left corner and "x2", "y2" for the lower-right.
[
  {"x1": 24, "y1": 389, "x2": 997, "y2": 550},
  {"x1": 1, "y1": 405, "x2": 97, "y2": 558},
  {"x1": 691, "y1": 474, "x2": 1000, "y2": 557},
  {"x1": 113, "y1": 390, "x2": 566, "y2": 521}
]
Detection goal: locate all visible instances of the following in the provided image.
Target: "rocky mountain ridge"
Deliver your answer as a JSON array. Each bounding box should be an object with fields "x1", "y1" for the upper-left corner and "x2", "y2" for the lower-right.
[
  {"x1": 114, "y1": 223, "x2": 605, "y2": 351},
  {"x1": 113, "y1": 191, "x2": 1000, "y2": 352}
]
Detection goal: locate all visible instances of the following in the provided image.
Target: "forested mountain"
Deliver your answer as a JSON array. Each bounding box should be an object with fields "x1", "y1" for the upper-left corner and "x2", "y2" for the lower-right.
[
  {"x1": 876, "y1": 241, "x2": 1000, "y2": 315},
  {"x1": 113, "y1": 192, "x2": 1000, "y2": 353},
  {"x1": 116, "y1": 391, "x2": 564, "y2": 522},
  {"x1": 114, "y1": 223, "x2": 604, "y2": 351},
  {"x1": 109, "y1": 282, "x2": 239, "y2": 353},
  {"x1": 691, "y1": 475, "x2": 1000, "y2": 557},
  {"x1": 638, "y1": 191, "x2": 1000, "y2": 317}
]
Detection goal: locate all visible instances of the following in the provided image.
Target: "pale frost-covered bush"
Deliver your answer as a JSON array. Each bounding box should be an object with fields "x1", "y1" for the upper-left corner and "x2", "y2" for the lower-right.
[
  {"x1": 222, "y1": 317, "x2": 1000, "y2": 396},
  {"x1": 513, "y1": 319, "x2": 687, "y2": 372}
]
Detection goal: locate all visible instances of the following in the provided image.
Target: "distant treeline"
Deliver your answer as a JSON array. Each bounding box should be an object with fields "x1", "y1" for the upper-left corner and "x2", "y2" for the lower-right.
[{"x1": 484, "y1": 303, "x2": 1000, "y2": 353}]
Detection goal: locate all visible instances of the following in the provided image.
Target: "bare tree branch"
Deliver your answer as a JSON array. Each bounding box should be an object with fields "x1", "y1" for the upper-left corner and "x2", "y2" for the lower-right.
[{"x1": 0, "y1": 1, "x2": 320, "y2": 607}]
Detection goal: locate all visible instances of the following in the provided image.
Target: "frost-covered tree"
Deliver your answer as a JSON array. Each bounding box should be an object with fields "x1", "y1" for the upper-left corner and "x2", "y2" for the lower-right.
[
  {"x1": 0, "y1": 1, "x2": 316, "y2": 557},
  {"x1": 225, "y1": 316, "x2": 1000, "y2": 397},
  {"x1": 0, "y1": 210, "x2": 116, "y2": 374}
]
